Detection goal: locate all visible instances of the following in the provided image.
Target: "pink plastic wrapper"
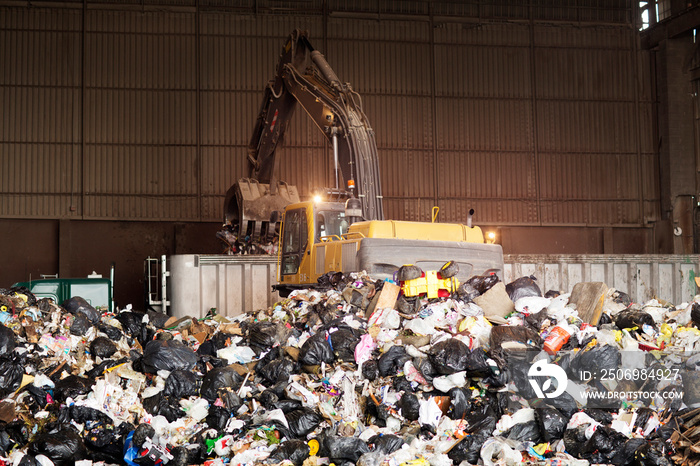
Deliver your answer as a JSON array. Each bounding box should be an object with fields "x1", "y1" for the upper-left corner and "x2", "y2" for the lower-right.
[{"x1": 354, "y1": 333, "x2": 377, "y2": 364}]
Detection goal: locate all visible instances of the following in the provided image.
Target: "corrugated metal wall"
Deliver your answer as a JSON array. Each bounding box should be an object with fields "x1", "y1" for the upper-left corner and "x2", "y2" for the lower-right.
[{"x1": 0, "y1": 0, "x2": 653, "y2": 229}]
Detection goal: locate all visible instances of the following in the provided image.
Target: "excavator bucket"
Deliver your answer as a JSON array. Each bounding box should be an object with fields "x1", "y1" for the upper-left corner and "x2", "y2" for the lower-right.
[{"x1": 223, "y1": 178, "x2": 300, "y2": 241}]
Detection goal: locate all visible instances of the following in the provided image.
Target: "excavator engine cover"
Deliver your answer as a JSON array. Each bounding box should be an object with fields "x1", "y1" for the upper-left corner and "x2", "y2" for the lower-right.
[{"x1": 224, "y1": 178, "x2": 300, "y2": 240}]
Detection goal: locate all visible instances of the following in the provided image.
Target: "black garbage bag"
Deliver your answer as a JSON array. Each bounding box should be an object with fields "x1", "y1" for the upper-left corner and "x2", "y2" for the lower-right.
[
  {"x1": 329, "y1": 328, "x2": 360, "y2": 362},
  {"x1": 86, "y1": 357, "x2": 127, "y2": 380},
  {"x1": 447, "y1": 412, "x2": 497, "y2": 465},
  {"x1": 525, "y1": 308, "x2": 550, "y2": 331},
  {"x1": 398, "y1": 392, "x2": 420, "y2": 421},
  {"x1": 272, "y1": 399, "x2": 303, "y2": 413},
  {"x1": 634, "y1": 439, "x2": 672, "y2": 466},
  {"x1": 586, "y1": 427, "x2": 627, "y2": 464},
  {"x1": 505, "y1": 420, "x2": 542, "y2": 443},
  {"x1": 29, "y1": 428, "x2": 87, "y2": 465},
  {"x1": 206, "y1": 405, "x2": 231, "y2": 431},
  {"x1": 634, "y1": 407, "x2": 656, "y2": 432},
  {"x1": 563, "y1": 424, "x2": 589, "y2": 457},
  {"x1": 146, "y1": 311, "x2": 171, "y2": 329},
  {"x1": 541, "y1": 391, "x2": 580, "y2": 419},
  {"x1": 584, "y1": 408, "x2": 614, "y2": 425},
  {"x1": 98, "y1": 323, "x2": 123, "y2": 341},
  {"x1": 59, "y1": 405, "x2": 112, "y2": 425},
  {"x1": 63, "y1": 297, "x2": 100, "y2": 323},
  {"x1": 90, "y1": 336, "x2": 117, "y2": 359},
  {"x1": 610, "y1": 438, "x2": 647, "y2": 466},
  {"x1": 0, "y1": 429, "x2": 14, "y2": 456},
  {"x1": 612, "y1": 290, "x2": 633, "y2": 307},
  {"x1": 692, "y1": 303, "x2": 700, "y2": 328},
  {"x1": 84, "y1": 421, "x2": 134, "y2": 464},
  {"x1": 141, "y1": 339, "x2": 198, "y2": 373},
  {"x1": 463, "y1": 348, "x2": 493, "y2": 378},
  {"x1": 0, "y1": 420, "x2": 28, "y2": 456},
  {"x1": 393, "y1": 375, "x2": 413, "y2": 393},
  {"x1": 70, "y1": 314, "x2": 93, "y2": 337},
  {"x1": 0, "y1": 325, "x2": 15, "y2": 358},
  {"x1": 490, "y1": 325, "x2": 542, "y2": 350},
  {"x1": 324, "y1": 436, "x2": 370, "y2": 463},
  {"x1": 164, "y1": 369, "x2": 200, "y2": 399},
  {"x1": 415, "y1": 357, "x2": 436, "y2": 382},
  {"x1": 457, "y1": 282, "x2": 480, "y2": 302},
  {"x1": 299, "y1": 332, "x2": 334, "y2": 366},
  {"x1": 362, "y1": 359, "x2": 379, "y2": 381},
  {"x1": 266, "y1": 439, "x2": 310, "y2": 466},
  {"x1": 465, "y1": 272, "x2": 500, "y2": 295},
  {"x1": 447, "y1": 387, "x2": 471, "y2": 420},
  {"x1": 52, "y1": 375, "x2": 92, "y2": 403},
  {"x1": 142, "y1": 393, "x2": 186, "y2": 422},
  {"x1": 507, "y1": 351, "x2": 548, "y2": 400},
  {"x1": 258, "y1": 358, "x2": 297, "y2": 384},
  {"x1": 0, "y1": 357, "x2": 24, "y2": 398},
  {"x1": 132, "y1": 424, "x2": 156, "y2": 448},
  {"x1": 615, "y1": 310, "x2": 657, "y2": 332},
  {"x1": 285, "y1": 408, "x2": 323, "y2": 438},
  {"x1": 115, "y1": 311, "x2": 146, "y2": 336},
  {"x1": 368, "y1": 434, "x2": 404, "y2": 454},
  {"x1": 568, "y1": 344, "x2": 621, "y2": 383},
  {"x1": 200, "y1": 366, "x2": 242, "y2": 402},
  {"x1": 505, "y1": 275, "x2": 542, "y2": 302},
  {"x1": 378, "y1": 345, "x2": 410, "y2": 377},
  {"x1": 168, "y1": 447, "x2": 190, "y2": 466},
  {"x1": 428, "y1": 338, "x2": 470, "y2": 375},
  {"x1": 248, "y1": 322, "x2": 279, "y2": 350},
  {"x1": 221, "y1": 388, "x2": 242, "y2": 413},
  {"x1": 536, "y1": 407, "x2": 567, "y2": 442}
]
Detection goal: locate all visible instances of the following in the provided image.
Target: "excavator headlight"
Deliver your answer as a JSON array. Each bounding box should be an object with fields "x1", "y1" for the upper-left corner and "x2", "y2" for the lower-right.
[
  {"x1": 313, "y1": 195, "x2": 323, "y2": 204},
  {"x1": 486, "y1": 231, "x2": 496, "y2": 244}
]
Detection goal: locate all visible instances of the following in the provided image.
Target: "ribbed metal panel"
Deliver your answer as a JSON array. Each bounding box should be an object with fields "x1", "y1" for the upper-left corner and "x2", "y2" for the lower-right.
[
  {"x1": 437, "y1": 150, "x2": 536, "y2": 199},
  {"x1": 84, "y1": 145, "x2": 199, "y2": 219},
  {"x1": 435, "y1": 44, "x2": 531, "y2": 98},
  {"x1": 436, "y1": 98, "x2": 533, "y2": 151},
  {"x1": 83, "y1": 9, "x2": 197, "y2": 220},
  {"x1": 199, "y1": 14, "x2": 321, "y2": 39},
  {"x1": 0, "y1": 143, "x2": 80, "y2": 218},
  {"x1": 433, "y1": 22, "x2": 531, "y2": 47},
  {"x1": 534, "y1": 48, "x2": 633, "y2": 101},
  {"x1": 366, "y1": 96, "x2": 433, "y2": 149},
  {"x1": 86, "y1": 9, "x2": 195, "y2": 34},
  {"x1": 382, "y1": 198, "x2": 436, "y2": 222},
  {"x1": 330, "y1": 0, "x2": 430, "y2": 16},
  {"x1": 85, "y1": 90, "x2": 196, "y2": 144},
  {"x1": 440, "y1": 198, "x2": 539, "y2": 224},
  {"x1": 0, "y1": 3, "x2": 652, "y2": 230},
  {"x1": 329, "y1": 41, "x2": 431, "y2": 96},
  {"x1": 0, "y1": 7, "x2": 81, "y2": 219},
  {"x1": 534, "y1": 24, "x2": 632, "y2": 48},
  {"x1": 380, "y1": 149, "x2": 434, "y2": 199},
  {"x1": 537, "y1": 101, "x2": 637, "y2": 153},
  {"x1": 328, "y1": 18, "x2": 430, "y2": 42}
]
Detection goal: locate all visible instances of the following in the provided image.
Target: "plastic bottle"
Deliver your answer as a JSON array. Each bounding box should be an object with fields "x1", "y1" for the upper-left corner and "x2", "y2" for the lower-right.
[{"x1": 543, "y1": 324, "x2": 574, "y2": 354}]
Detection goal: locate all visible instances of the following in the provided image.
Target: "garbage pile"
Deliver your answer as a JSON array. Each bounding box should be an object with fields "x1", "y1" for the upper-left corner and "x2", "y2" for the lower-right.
[
  {"x1": 216, "y1": 227, "x2": 277, "y2": 255},
  {"x1": 1, "y1": 266, "x2": 700, "y2": 466}
]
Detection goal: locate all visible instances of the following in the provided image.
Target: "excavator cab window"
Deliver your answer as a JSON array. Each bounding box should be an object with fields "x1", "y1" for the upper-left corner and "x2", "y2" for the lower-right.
[
  {"x1": 315, "y1": 210, "x2": 349, "y2": 242},
  {"x1": 281, "y1": 208, "x2": 308, "y2": 275}
]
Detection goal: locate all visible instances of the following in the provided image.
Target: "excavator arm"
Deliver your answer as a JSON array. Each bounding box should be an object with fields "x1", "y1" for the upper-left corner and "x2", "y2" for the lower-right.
[{"x1": 223, "y1": 29, "x2": 383, "y2": 241}]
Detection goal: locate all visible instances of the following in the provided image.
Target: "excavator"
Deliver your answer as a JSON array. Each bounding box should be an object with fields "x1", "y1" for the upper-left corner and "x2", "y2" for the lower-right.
[{"x1": 223, "y1": 29, "x2": 504, "y2": 296}]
